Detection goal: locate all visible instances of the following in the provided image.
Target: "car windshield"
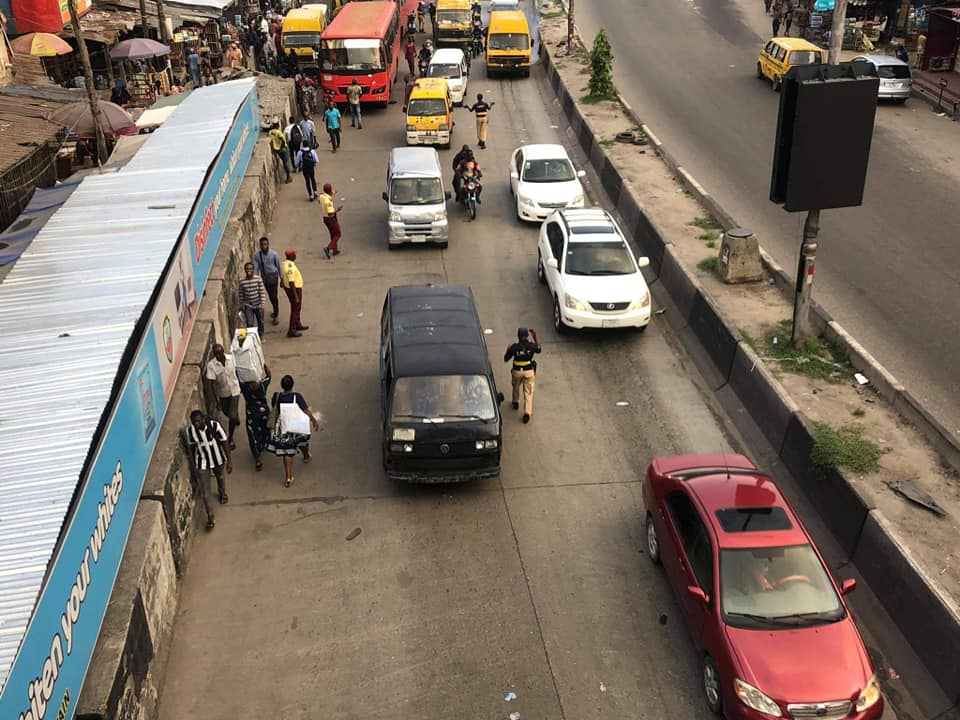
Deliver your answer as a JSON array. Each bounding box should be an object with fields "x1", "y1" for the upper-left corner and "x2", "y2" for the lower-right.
[
  {"x1": 427, "y1": 63, "x2": 461, "y2": 79},
  {"x1": 408, "y1": 98, "x2": 448, "y2": 116},
  {"x1": 789, "y1": 50, "x2": 821, "y2": 65},
  {"x1": 721, "y1": 545, "x2": 844, "y2": 629},
  {"x1": 878, "y1": 64, "x2": 911, "y2": 79},
  {"x1": 320, "y1": 39, "x2": 384, "y2": 72},
  {"x1": 437, "y1": 9, "x2": 471, "y2": 24},
  {"x1": 391, "y1": 374, "x2": 497, "y2": 421},
  {"x1": 489, "y1": 33, "x2": 529, "y2": 50},
  {"x1": 390, "y1": 177, "x2": 444, "y2": 205},
  {"x1": 564, "y1": 241, "x2": 636, "y2": 276},
  {"x1": 283, "y1": 31, "x2": 321, "y2": 48},
  {"x1": 522, "y1": 158, "x2": 575, "y2": 182}
]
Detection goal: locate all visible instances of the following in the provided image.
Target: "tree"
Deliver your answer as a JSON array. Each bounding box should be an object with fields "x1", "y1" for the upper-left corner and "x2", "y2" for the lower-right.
[{"x1": 588, "y1": 28, "x2": 615, "y2": 99}]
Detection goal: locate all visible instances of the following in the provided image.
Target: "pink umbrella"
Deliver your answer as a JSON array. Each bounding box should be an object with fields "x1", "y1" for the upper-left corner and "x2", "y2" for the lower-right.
[{"x1": 49, "y1": 100, "x2": 138, "y2": 138}]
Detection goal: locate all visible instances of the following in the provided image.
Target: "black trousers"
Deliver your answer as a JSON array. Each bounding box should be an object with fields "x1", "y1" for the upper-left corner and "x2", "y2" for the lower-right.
[
  {"x1": 303, "y1": 166, "x2": 317, "y2": 196},
  {"x1": 328, "y1": 128, "x2": 341, "y2": 149}
]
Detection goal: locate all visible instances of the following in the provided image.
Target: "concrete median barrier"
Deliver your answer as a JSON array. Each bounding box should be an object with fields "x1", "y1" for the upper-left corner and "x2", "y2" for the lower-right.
[
  {"x1": 727, "y1": 341, "x2": 798, "y2": 453},
  {"x1": 633, "y1": 209, "x2": 667, "y2": 276},
  {"x1": 657, "y1": 244, "x2": 697, "y2": 325},
  {"x1": 599, "y1": 156, "x2": 623, "y2": 206},
  {"x1": 687, "y1": 289, "x2": 740, "y2": 384},
  {"x1": 853, "y1": 510, "x2": 960, "y2": 703}
]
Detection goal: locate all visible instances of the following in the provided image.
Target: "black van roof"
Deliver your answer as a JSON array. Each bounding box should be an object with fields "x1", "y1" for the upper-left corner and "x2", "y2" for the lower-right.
[{"x1": 388, "y1": 285, "x2": 490, "y2": 377}]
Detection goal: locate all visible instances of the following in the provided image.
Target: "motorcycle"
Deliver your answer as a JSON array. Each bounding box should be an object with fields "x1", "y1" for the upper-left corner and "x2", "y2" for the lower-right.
[
  {"x1": 406, "y1": 12, "x2": 416, "y2": 35},
  {"x1": 470, "y1": 24, "x2": 484, "y2": 57},
  {"x1": 418, "y1": 55, "x2": 430, "y2": 77},
  {"x1": 461, "y1": 174, "x2": 480, "y2": 219},
  {"x1": 471, "y1": 2, "x2": 482, "y2": 23}
]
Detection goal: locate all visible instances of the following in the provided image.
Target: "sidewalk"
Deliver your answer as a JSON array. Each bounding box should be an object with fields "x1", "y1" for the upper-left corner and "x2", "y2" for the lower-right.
[{"x1": 912, "y1": 68, "x2": 960, "y2": 110}]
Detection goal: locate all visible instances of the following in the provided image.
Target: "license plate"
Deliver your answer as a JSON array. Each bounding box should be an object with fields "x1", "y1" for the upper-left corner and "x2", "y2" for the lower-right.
[
  {"x1": 602, "y1": 319, "x2": 620, "y2": 328},
  {"x1": 410, "y1": 235, "x2": 426, "y2": 243},
  {"x1": 424, "y1": 131, "x2": 437, "y2": 136}
]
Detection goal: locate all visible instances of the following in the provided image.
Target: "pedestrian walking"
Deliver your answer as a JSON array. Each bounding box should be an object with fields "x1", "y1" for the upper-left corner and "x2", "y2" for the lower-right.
[
  {"x1": 772, "y1": 10, "x2": 782, "y2": 36},
  {"x1": 427, "y1": 1, "x2": 436, "y2": 32},
  {"x1": 295, "y1": 141, "x2": 320, "y2": 200},
  {"x1": 186, "y1": 48, "x2": 201, "y2": 87},
  {"x1": 417, "y1": 0, "x2": 425, "y2": 31},
  {"x1": 402, "y1": 73, "x2": 416, "y2": 111},
  {"x1": 284, "y1": 115, "x2": 303, "y2": 171},
  {"x1": 241, "y1": 367, "x2": 271, "y2": 471},
  {"x1": 914, "y1": 33, "x2": 926, "y2": 68},
  {"x1": 254, "y1": 236, "x2": 282, "y2": 325},
  {"x1": 404, "y1": 35, "x2": 417, "y2": 76},
  {"x1": 204, "y1": 344, "x2": 242, "y2": 448},
  {"x1": 784, "y1": 2, "x2": 793, "y2": 35},
  {"x1": 299, "y1": 113, "x2": 318, "y2": 148},
  {"x1": 346, "y1": 78, "x2": 363, "y2": 128},
  {"x1": 185, "y1": 410, "x2": 232, "y2": 529},
  {"x1": 239, "y1": 261, "x2": 268, "y2": 338},
  {"x1": 269, "y1": 119, "x2": 293, "y2": 183},
  {"x1": 467, "y1": 93, "x2": 495, "y2": 149},
  {"x1": 896, "y1": 42, "x2": 909, "y2": 63},
  {"x1": 280, "y1": 249, "x2": 308, "y2": 337},
  {"x1": 504, "y1": 327, "x2": 541, "y2": 424},
  {"x1": 227, "y1": 42, "x2": 244, "y2": 69},
  {"x1": 764, "y1": 0, "x2": 772, "y2": 12},
  {"x1": 266, "y1": 374, "x2": 320, "y2": 487},
  {"x1": 323, "y1": 101, "x2": 342, "y2": 152},
  {"x1": 318, "y1": 183, "x2": 344, "y2": 258}
]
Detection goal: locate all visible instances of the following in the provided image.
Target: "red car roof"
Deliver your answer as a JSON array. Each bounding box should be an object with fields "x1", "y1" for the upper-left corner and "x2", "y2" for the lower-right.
[{"x1": 653, "y1": 455, "x2": 810, "y2": 549}]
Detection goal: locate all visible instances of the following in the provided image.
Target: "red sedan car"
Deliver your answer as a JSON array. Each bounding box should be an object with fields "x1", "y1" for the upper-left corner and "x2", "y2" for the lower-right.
[{"x1": 642, "y1": 454, "x2": 883, "y2": 720}]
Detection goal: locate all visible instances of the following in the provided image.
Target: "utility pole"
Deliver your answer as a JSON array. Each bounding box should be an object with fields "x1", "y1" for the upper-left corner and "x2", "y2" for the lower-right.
[
  {"x1": 139, "y1": 0, "x2": 149, "y2": 37},
  {"x1": 156, "y1": 0, "x2": 171, "y2": 43},
  {"x1": 566, "y1": 0, "x2": 575, "y2": 55},
  {"x1": 792, "y1": 0, "x2": 846, "y2": 346},
  {"x1": 67, "y1": 0, "x2": 108, "y2": 165}
]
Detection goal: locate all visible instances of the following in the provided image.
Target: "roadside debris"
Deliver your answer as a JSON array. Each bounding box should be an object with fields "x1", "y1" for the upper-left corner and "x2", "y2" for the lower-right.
[
  {"x1": 504, "y1": 691, "x2": 517, "y2": 702},
  {"x1": 599, "y1": 682, "x2": 608, "y2": 693},
  {"x1": 345, "y1": 528, "x2": 362, "y2": 541},
  {"x1": 886, "y1": 479, "x2": 947, "y2": 517}
]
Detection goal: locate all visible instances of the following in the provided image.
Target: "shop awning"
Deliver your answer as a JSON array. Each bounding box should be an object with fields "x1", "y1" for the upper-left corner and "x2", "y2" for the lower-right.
[{"x1": 60, "y1": 7, "x2": 143, "y2": 44}]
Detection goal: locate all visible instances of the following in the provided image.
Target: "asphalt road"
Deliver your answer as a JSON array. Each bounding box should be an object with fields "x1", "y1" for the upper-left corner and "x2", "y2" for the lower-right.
[
  {"x1": 571, "y1": 0, "x2": 960, "y2": 435},
  {"x1": 153, "y1": 41, "x2": 918, "y2": 720}
]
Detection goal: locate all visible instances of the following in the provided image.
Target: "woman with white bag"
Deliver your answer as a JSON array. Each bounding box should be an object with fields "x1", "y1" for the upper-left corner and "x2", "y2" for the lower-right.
[{"x1": 265, "y1": 374, "x2": 320, "y2": 487}]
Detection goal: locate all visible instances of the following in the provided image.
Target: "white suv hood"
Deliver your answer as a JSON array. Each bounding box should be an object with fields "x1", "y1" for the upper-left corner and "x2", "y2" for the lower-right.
[
  {"x1": 520, "y1": 178, "x2": 583, "y2": 205},
  {"x1": 563, "y1": 272, "x2": 648, "y2": 304}
]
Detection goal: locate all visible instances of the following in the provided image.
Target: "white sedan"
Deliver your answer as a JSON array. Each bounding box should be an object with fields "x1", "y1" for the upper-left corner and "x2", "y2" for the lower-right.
[
  {"x1": 537, "y1": 208, "x2": 652, "y2": 332},
  {"x1": 509, "y1": 144, "x2": 586, "y2": 222}
]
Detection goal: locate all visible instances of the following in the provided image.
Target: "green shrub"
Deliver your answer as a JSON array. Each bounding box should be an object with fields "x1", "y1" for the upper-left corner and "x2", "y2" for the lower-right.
[{"x1": 588, "y1": 29, "x2": 615, "y2": 100}]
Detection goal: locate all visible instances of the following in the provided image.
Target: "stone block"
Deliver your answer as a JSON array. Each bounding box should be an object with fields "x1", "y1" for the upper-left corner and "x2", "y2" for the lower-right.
[{"x1": 718, "y1": 228, "x2": 764, "y2": 284}]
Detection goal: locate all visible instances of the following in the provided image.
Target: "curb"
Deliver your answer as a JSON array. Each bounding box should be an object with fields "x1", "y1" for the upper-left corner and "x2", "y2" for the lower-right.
[{"x1": 539, "y1": 32, "x2": 960, "y2": 705}]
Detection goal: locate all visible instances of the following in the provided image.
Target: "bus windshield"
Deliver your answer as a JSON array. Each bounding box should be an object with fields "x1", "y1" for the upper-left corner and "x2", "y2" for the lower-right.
[
  {"x1": 489, "y1": 32, "x2": 529, "y2": 50},
  {"x1": 408, "y1": 98, "x2": 448, "y2": 116},
  {"x1": 437, "y1": 9, "x2": 471, "y2": 24},
  {"x1": 283, "y1": 31, "x2": 321, "y2": 48},
  {"x1": 320, "y1": 38, "x2": 384, "y2": 72}
]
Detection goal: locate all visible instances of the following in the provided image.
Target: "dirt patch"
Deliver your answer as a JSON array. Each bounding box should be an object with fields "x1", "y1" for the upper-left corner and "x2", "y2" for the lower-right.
[{"x1": 539, "y1": 13, "x2": 960, "y2": 603}]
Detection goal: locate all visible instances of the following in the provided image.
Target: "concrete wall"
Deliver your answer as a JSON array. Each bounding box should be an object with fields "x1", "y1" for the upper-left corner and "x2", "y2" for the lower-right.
[
  {"x1": 75, "y1": 78, "x2": 294, "y2": 720},
  {"x1": 539, "y1": 40, "x2": 960, "y2": 709}
]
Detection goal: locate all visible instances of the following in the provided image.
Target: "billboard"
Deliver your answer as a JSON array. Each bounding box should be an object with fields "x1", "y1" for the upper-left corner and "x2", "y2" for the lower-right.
[{"x1": 0, "y1": 86, "x2": 259, "y2": 720}]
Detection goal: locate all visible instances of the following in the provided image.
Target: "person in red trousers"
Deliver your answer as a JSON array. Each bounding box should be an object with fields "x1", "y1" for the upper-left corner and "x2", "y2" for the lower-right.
[{"x1": 280, "y1": 249, "x2": 309, "y2": 337}]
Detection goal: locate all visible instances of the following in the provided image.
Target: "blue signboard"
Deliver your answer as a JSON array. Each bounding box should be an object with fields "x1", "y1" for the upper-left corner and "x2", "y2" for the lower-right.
[{"x1": 0, "y1": 87, "x2": 259, "y2": 720}]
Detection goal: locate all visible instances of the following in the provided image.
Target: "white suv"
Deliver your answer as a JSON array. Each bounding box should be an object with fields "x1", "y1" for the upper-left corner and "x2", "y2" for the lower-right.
[{"x1": 537, "y1": 208, "x2": 652, "y2": 332}]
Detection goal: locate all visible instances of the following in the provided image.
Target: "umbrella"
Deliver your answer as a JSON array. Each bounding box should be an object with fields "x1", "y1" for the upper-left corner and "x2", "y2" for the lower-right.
[
  {"x1": 50, "y1": 100, "x2": 138, "y2": 138},
  {"x1": 10, "y1": 32, "x2": 73, "y2": 57},
  {"x1": 109, "y1": 38, "x2": 171, "y2": 61}
]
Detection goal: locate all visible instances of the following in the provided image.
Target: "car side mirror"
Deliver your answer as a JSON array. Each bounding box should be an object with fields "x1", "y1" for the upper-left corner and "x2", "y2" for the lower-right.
[
  {"x1": 546, "y1": 258, "x2": 558, "y2": 269},
  {"x1": 637, "y1": 257, "x2": 650, "y2": 268},
  {"x1": 496, "y1": 391, "x2": 504, "y2": 403},
  {"x1": 576, "y1": 169, "x2": 586, "y2": 178},
  {"x1": 382, "y1": 191, "x2": 388, "y2": 201},
  {"x1": 840, "y1": 578, "x2": 857, "y2": 595},
  {"x1": 687, "y1": 585, "x2": 710, "y2": 605},
  {"x1": 445, "y1": 190, "x2": 452, "y2": 200},
  {"x1": 510, "y1": 171, "x2": 518, "y2": 180}
]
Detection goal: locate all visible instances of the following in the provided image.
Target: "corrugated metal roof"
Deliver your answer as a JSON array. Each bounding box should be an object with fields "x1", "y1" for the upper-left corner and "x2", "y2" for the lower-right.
[{"x1": 0, "y1": 78, "x2": 257, "y2": 692}]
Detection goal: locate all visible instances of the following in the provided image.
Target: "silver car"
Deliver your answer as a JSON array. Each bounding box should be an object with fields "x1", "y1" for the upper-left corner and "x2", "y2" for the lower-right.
[{"x1": 852, "y1": 54, "x2": 912, "y2": 102}]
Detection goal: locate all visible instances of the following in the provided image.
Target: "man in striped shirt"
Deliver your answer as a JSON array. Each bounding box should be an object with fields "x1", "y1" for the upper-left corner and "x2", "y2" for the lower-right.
[
  {"x1": 186, "y1": 410, "x2": 233, "y2": 529},
  {"x1": 239, "y1": 261, "x2": 267, "y2": 339}
]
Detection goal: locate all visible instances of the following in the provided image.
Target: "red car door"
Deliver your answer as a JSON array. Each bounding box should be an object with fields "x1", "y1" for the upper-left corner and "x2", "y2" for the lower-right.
[{"x1": 664, "y1": 490, "x2": 715, "y2": 645}]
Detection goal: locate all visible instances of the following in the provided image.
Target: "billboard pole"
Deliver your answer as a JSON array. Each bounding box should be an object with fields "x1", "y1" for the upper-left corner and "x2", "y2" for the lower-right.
[{"x1": 792, "y1": 0, "x2": 846, "y2": 346}]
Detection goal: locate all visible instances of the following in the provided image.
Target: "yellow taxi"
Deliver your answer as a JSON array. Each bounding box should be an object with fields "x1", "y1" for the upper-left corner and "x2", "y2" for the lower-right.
[
  {"x1": 282, "y1": 7, "x2": 328, "y2": 63},
  {"x1": 406, "y1": 78, "x2": 454, "y2": 148},
  {"x1": 435, "y1": 0, "x2": 473, "y2": 45},
  {"x1": 757, "y1": 37, "x2": 826, "y2": 91}
]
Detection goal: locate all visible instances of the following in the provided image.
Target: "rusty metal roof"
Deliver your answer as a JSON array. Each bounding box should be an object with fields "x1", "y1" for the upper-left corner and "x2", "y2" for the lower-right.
[
  {"x1": 60, "y1": 7, "x2": 144, "y2": 44},
  {"x1": 0, "y1": 93, "x2": 72, "y2": 176}
]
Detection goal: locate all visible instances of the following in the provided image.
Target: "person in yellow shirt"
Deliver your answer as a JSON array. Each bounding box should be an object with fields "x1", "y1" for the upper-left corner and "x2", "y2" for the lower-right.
[
  {"x1": 280, "y1": 249, "x2": 308, "y2": 337},
  {"x1": 269, "y1": 119, "x2": 292, "y2": 184}
]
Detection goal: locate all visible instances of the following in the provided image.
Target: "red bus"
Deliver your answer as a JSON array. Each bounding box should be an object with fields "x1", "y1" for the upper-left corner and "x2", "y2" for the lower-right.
[{"x1": 319, "y1": 1, "x2": 401, "y2": 106}]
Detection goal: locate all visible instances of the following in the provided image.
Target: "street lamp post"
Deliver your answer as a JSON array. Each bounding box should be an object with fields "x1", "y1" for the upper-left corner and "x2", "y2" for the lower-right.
[{"x1": 66, "y1": 0, "x2": 108, "y2": 165}]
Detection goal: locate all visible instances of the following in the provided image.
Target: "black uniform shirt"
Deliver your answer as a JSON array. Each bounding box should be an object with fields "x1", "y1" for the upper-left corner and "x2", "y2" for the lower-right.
[{"x1": 504, "y1": 339, "x2": 541, "y2": 371}]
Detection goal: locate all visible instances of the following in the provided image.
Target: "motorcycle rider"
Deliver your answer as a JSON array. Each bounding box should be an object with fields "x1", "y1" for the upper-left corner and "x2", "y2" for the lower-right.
[
  {"x1": 417, "y1": 39, "x2": 433, "y2": 76},
  {"x1": 456, "y1": 156, "x2": 483, "y2": 205},
  {"x1": 471, "y1": 19, "x2": 484, "y2": 56},
  {"x1": 407, "y1": 11, "x2": 416, "y2": 35},
  {"x1": 451, "y1": 144, "x2": 473, "y2": 201}
]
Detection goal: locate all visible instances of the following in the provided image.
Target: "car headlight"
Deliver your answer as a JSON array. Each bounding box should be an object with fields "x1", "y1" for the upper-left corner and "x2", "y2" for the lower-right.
[
  {"x1": 439, "y1": 123, "x2": 449, "y2": 130},
  {"x1": 564, "y1": 293, "x2": 587, "y2": 311},
  {"x1": 518, "y1": 194, "x2": 533, "y2": 205},
  {"x1": 433, "y1": 211, "x2": 446, "y2": 221},
  {"x1": 630, "y1": 293, "x2": 650, "y2": 310},
  {"x1": 734, "y1": 678, "x2": 782, "y2": 718},
  {"x1": 389, "y1": 210, "x2": 403, "y2": 223},
  {"x1": 855, "y1": 675, "x2": 881, "y2": 712},
  {"x1": 475, "y1": 439, "x2": 498, "y2": 450},
  {"x1": 406, "y1": 124, "x2": 416, "y2": 131},
  {"x1": 392, "y1": 428, "x2": 415, "y2": 441},
  {"x1": 571, "y1": 194, "x2": 584, "y2": 205},
  {"x1": 403, "y1": 443, "x2": 414, "y2": 453}
]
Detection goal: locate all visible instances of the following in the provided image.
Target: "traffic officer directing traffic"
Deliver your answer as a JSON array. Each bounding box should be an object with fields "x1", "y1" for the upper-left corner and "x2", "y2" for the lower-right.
[
  {"x1": 467, "y1": 93, "x2": 495, "y2": 149},
  {"x1": 504, "y1": 327, "x2": 541, "y2": 423}
]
